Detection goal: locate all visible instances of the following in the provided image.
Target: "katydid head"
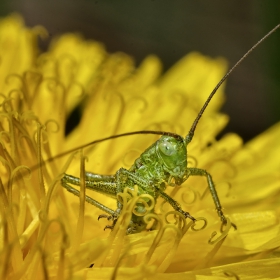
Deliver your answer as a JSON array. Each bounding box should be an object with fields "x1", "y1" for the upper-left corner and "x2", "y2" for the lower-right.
[{"x1": 155, "y1": 135, "x2": 187, "y2": 184}]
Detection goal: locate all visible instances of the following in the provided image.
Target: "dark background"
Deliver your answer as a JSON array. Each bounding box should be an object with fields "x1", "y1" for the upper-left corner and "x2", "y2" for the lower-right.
[{"x1": 1, "y1": 0, "x2": 280, "y2": 142}]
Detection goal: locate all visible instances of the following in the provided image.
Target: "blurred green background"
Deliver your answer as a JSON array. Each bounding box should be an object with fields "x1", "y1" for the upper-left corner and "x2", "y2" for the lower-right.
[{"x1": 1, "y1": 0, "x2": 279, "y2": 142}]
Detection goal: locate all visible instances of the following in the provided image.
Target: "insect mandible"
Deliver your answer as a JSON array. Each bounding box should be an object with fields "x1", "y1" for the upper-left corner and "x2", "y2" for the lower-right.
[{"x1": 55, "y1": 25, "x2": 280, "y2": 234}]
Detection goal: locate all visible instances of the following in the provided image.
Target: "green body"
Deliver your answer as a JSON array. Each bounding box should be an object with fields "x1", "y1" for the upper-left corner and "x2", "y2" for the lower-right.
[{"x1": 61, "y1": 134, "x2": 228, "y2": 233}]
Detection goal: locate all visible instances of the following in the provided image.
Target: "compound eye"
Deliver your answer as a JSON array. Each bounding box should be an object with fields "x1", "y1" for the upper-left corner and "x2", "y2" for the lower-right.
[{"x1": 159, "y1": 141, "x2": 176, "y2": 156}]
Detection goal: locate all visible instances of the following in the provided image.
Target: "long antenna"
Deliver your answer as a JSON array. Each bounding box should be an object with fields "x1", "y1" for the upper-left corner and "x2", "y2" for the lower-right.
[
  {"x1": 185, "y1": 24, "x2": 280, "y2": 144},
  {"x1": 30, "y1": 130, "x2": 182, "y2": 172}
]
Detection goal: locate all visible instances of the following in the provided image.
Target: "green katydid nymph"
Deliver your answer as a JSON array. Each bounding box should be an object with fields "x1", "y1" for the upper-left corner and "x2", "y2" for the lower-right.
[{"x1": 57, "y1": 24, "x2": 280, "y2": 234}]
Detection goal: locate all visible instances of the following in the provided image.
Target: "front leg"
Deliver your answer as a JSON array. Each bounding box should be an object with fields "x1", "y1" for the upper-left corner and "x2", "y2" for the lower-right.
[
  {"x1": 188, "y1": 167, "x2": 237, "y2": 229},
  {"x1": 155, "y1": 187, "x2": 196, "y2": 221}
]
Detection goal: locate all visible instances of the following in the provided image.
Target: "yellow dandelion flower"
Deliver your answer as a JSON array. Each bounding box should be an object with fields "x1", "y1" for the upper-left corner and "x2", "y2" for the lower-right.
[{"x1": 0, "y1": 14, "x2": 279, "y2": 280}]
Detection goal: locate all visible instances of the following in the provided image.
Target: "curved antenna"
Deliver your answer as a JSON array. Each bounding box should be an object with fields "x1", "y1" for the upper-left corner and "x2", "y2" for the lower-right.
[
  {"x1": 32, "y1": 130, "x2": 182, "y2": 172},
  {"x1": 185, "y1": 24, "x2": 280, "y2": 144}
]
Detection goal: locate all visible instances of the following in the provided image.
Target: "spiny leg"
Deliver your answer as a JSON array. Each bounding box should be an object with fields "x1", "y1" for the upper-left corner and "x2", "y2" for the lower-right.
[
  {"x1": 61, "y1": 178, "x2": 116, "y2": 216},
  {"x1": 62, "y1": 171, "x2": 149, "y2": 232},
  {"x1": 155, "y1": 187, "x2": 196, "y2": 221},
  {"x1": 188, "y1": 167, "x2": 237, "y2": 229},
  {"x1": 61, "y1": 174, "x2": 118, "y2": 230},
  {"x1": 63, "y1": 173, "x2": 117, "y2": 196}
]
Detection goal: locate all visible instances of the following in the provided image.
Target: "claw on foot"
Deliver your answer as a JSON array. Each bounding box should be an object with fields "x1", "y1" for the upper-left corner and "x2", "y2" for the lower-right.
[
  {"x1": 98, "y1": 214, "x2": 113, "y2": 221},
  {"x1": 104, "y1": 225, "x2": 114, "y2": 231},
  {"x1": 98, "y1": 213, "x2": 118, "y2": 231}
]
